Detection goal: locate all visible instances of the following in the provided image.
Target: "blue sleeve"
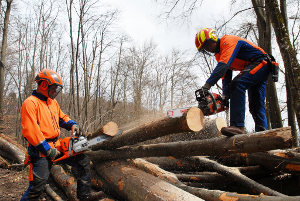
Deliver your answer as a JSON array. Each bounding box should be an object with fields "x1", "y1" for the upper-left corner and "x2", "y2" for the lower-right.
[
  {"x1": 222, "y1": 69, "x2": 232, "y2": 97},
  {"x1": 206, "y1": 62, "x2": 229, "y2": 86},
  {"x1": 59, "y1": 119, "x2": 77, "y2": 131},
  {"x1": 35, "y1": 140, "x2": 51, "y2": 155}
]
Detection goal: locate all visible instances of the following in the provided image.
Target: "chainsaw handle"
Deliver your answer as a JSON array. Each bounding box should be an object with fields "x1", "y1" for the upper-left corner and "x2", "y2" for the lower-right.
[{"x1": 206, "y1": 91, "x2": 218, "y2": 113}]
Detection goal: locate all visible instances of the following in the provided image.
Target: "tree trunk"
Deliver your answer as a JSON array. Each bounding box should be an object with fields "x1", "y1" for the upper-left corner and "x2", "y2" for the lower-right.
[
  {"x1": 50, "y1": 165, "x2": 78, "y2": 201},
  {"x1": 252, "y1": 0, "x2": 283, "y2": 129},
  {"x1": 141, "y1": 117, "x2": 226, "y2": 144},
  {"x1": 91, "y1": 107, "x2": 205, "y2": 150},
  {"x1": 93, "y1": 160, "x2": 204, "y2": 201},
  {"x1": 265, "y1": 0, "x2": 300, "y2": 129},
  {"x1": 86, "y1": 127, "x2": 292, "y2": 161},
  {"x1": 0, "y1": 0, "x2": 13, "y2": 122}
]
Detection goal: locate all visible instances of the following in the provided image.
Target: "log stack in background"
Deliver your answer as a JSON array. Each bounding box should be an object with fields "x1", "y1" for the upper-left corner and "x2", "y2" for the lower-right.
[{"x1": 1, "y1": 107, "x2": 299, "y2": 200}]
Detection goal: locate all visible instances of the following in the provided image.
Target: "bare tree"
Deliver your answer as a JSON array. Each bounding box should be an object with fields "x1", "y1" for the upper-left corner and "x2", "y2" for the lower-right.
[
  {"x1": 0, "y1": 0, "x2": 13, "y2": 122},
  {"x1": 265, "y1": 0, "x2": 300, "y2": 132}
]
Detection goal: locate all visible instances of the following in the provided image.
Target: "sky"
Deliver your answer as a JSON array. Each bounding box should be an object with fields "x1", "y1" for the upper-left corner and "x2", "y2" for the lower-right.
[{"x1": 102, "y1": 0, "x2": 232, "y2": 54}]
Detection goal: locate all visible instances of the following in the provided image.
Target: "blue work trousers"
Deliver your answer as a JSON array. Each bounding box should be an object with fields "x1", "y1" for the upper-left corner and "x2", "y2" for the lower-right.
[
  {"x1": 229, "y1": 60, "x2": 271, "y2": 131},
  {"x1": 20, "y1": 154, "x2": 91, "y2": 201}
]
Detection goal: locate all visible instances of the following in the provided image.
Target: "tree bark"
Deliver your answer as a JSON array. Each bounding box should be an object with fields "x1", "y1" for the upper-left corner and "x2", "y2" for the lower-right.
[
  {"x1": 91, "y1": 107, "x2": 205, "y2": 150},
  {"x1": 252, "y1": 0, "x2": 283, "y2": 129},
  {"x1": 93, "y1": 160, "x2": 204, "y2": 201},
  {"x1": 45, "y1": 184, "x2": 64, "y2": 201},
  {"x1": 0, "y1": 134, "x2": 25, "y2": 163},
  {"x1": 185, "y1": 156, "x2": 285, "y2": 196},
  {"x1": 129, "y1": 157, "x2": 294, "y2": 200},
  {"x1": 265, "y1": 0, "x2": 300, "y2": 129},
  {"x1": 86, "y1": 127, "x2": 292, "y2": 161},
  {"x1": 50, "y1": 165, "x2": 78, "y2": 201},
  {"x1": 141, "y1": 117, "x2": 226, "y2": 144},
  {"x1": 0, "y1": 0, "x2": 13, "y2": 122}
]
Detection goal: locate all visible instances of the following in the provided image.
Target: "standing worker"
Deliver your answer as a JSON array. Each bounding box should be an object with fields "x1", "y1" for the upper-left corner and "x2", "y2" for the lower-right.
[
  {"x1": 195, "y1": 28, "x2": 278, "y2": 136},
  {"x1": 20, "y1": 69, "x2": 103, "y2": 201}
]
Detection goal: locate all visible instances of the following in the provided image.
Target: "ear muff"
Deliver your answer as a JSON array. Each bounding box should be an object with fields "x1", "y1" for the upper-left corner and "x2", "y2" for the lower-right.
[{"x1": 40, "y1": 81, "x2": 48, "y2": 90}]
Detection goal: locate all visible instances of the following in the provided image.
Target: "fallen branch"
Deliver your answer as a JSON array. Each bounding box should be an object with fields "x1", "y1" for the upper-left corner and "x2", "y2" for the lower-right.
[{"x1": 45, "y1": 184, "x2": 63, "y2": 201}]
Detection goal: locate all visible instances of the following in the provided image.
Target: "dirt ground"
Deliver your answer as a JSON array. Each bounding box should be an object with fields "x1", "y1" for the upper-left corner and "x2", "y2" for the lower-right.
[{"x1": 0, "y1": 115, "x2": 54, "y2": 201}]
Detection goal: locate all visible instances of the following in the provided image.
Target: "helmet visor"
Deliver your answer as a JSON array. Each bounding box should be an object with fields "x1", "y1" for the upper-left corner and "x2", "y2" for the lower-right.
[{"x1": 48, "y1": 84, "x2": 63, "y2": 99}]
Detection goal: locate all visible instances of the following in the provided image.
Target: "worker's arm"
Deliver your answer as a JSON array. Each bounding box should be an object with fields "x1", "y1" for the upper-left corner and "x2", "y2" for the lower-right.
[
  {"x1": 55, "y1": 100, "x2": 77, "y2": 131},
  {"x1": 205, "y1": 40, "x2": 244, "y2": 87},
  {"x1": 21, "y1": 100, "x2": 51, "y2": 155}
]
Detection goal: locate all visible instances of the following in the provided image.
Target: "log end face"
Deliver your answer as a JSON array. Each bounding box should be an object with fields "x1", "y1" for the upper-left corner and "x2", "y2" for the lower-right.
[
  {"x1": 215, "y1": 117, "x2": 227, "y2": 131},
  {"x1": 102, "y1": 121, "x2": 119, "y2": 137},
  {"x1": 186, "y1": 107, "x2": 205, "y2": 132}
]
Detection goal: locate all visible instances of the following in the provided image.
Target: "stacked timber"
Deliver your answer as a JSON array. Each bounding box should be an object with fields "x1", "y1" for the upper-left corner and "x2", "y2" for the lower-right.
[{"x1": 1, "y1": 107, "x2": 300, "y2": 200}]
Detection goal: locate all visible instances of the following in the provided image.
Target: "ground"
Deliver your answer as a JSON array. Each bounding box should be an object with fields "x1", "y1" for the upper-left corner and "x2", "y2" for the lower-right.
[
  {"x1": 0, "y1": 167, "x2": 28, "y2": 201},
  {"x1": 0, "y1": 115, "x2": 53, "y2": 201}
]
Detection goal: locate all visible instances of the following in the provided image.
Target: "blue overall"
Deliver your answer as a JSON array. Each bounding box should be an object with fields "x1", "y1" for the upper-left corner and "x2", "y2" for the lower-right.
[{"x1": 206, "y1": 35, "x2": 272, "y2": 131}]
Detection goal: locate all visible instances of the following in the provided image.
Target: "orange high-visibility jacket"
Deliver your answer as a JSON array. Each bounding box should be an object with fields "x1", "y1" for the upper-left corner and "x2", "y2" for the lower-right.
[{"x1": 21, "y1": 90, "x2": 76, "y2": 156}]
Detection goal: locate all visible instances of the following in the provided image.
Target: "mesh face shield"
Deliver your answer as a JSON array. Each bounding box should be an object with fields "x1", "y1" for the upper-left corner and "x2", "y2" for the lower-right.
[{"x1": 48, "y1": 84, "x2": 63, "y2": 99}]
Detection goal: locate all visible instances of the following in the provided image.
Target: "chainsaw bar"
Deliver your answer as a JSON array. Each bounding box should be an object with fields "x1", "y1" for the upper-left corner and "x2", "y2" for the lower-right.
[{"x1": 167, "y1": 107, "x2": 192, "y2": 118}]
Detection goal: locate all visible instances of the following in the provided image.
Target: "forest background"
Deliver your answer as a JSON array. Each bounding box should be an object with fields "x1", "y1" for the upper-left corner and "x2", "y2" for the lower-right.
[{"x1": 0, "y1": 0, "x2": 299, "y2": 146}]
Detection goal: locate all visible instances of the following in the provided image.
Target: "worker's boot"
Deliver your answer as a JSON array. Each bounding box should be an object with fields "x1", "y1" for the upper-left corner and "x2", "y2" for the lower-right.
[
  {"x1": 221, "y1": 126, "x2": 245, "y2": 137},
  {"x1": 79, "y1": 191, "x2": 105, "y2": 201}
]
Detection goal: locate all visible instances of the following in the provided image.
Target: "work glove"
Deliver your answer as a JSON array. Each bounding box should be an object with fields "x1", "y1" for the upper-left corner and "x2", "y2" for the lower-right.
[
  {"x1": 47, "y1": 148, "x2": 61, "y2": 160},
  {"x1": 71, "y1": 124, "x2": 79, "y2": 136}
]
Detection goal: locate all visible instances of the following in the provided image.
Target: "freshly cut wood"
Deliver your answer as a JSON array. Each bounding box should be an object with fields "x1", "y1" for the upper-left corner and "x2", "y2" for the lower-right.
[
  {"x1": 0, "y1": 134, "x2": 25, "y2": 163},
  {"x1": 86, "y1": 127, "x2": 292, "y2": 161},
  {"x1": 91, "y1": 107, "x2": 205, "y2": 150},
  {"x1": 50, "y1": 165, "x2": 78, "y2": 201},
  {"x1": 93, "y1": 160, "x2": 204, "y2": 201},
  {"x1": 87, "y1": 121, "x2": 119, "y2": 139},
  {"x1": 45, "y1": 184, "x2": 63, "y2": 201},
  {"x1": 142, "y1": 117, "x2": 226, "y2": 144}
]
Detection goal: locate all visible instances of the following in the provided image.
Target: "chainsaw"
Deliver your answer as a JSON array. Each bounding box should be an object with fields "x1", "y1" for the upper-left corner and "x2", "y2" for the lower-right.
[
  {"x1": 167, "y1": 89, "x2": 228, "y2": 118},
  {"x1": 53, "y1": 126, "x2": 121, "y2": 163}
]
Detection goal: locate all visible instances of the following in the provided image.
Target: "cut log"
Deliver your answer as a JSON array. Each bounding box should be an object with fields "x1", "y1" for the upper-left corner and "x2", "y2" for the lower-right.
[
  {"x1": 91, "y1": 107, "x2": 205, "y2": 150},
  {"x1": 185, "y1": 156, "x2": 285, "y2": 196},
  {"x1": 45, "y1": 184, "x2": 63, "y2": 201},
  {"x1": 176, "y1": 173, "x2": 229, "y2": 183},
  {"x1": 86, "y1": 127, "x2": 292, "y2": 161},
  {"x1": 141, "y1": 117, "x2": 226, "y2": 144},
  {"x1": 87, "y1": 121, "x2": 119, "y2": 139},
  {"x1": 0, "y1": 134, "x2": 25, "y2": 163},
  {"x1": 129, "y1": 157, "x2": 294, "y2": 200},
  {"x1": 93, "y1": 160, "x2": 204, "y2": 201},
  {"x1": 50, "y1": 165, "x2": 78, "y2": 201},
  {"x1": 218, "y1": 149, "x2": 300, "y2": 174}
]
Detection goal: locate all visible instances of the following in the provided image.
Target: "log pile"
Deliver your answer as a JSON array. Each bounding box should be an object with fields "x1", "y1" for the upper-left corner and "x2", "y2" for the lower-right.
[{"x1": 1, "y1": 107, "x2": 300, "y2": 200}]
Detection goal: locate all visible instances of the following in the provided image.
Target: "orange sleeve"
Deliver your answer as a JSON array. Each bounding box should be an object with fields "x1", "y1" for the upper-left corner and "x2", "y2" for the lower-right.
[{"x1": 21, "y1": 99, "x2": 46, "y2": 146}]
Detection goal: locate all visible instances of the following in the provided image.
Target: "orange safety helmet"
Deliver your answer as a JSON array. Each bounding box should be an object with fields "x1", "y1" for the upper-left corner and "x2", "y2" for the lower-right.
[
  {"x1": 35, "y1": 69, "x2": 63, "y2": 99},
  {"x1": 195, "y1": 28, "x2": 218, "y2": 51}
]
